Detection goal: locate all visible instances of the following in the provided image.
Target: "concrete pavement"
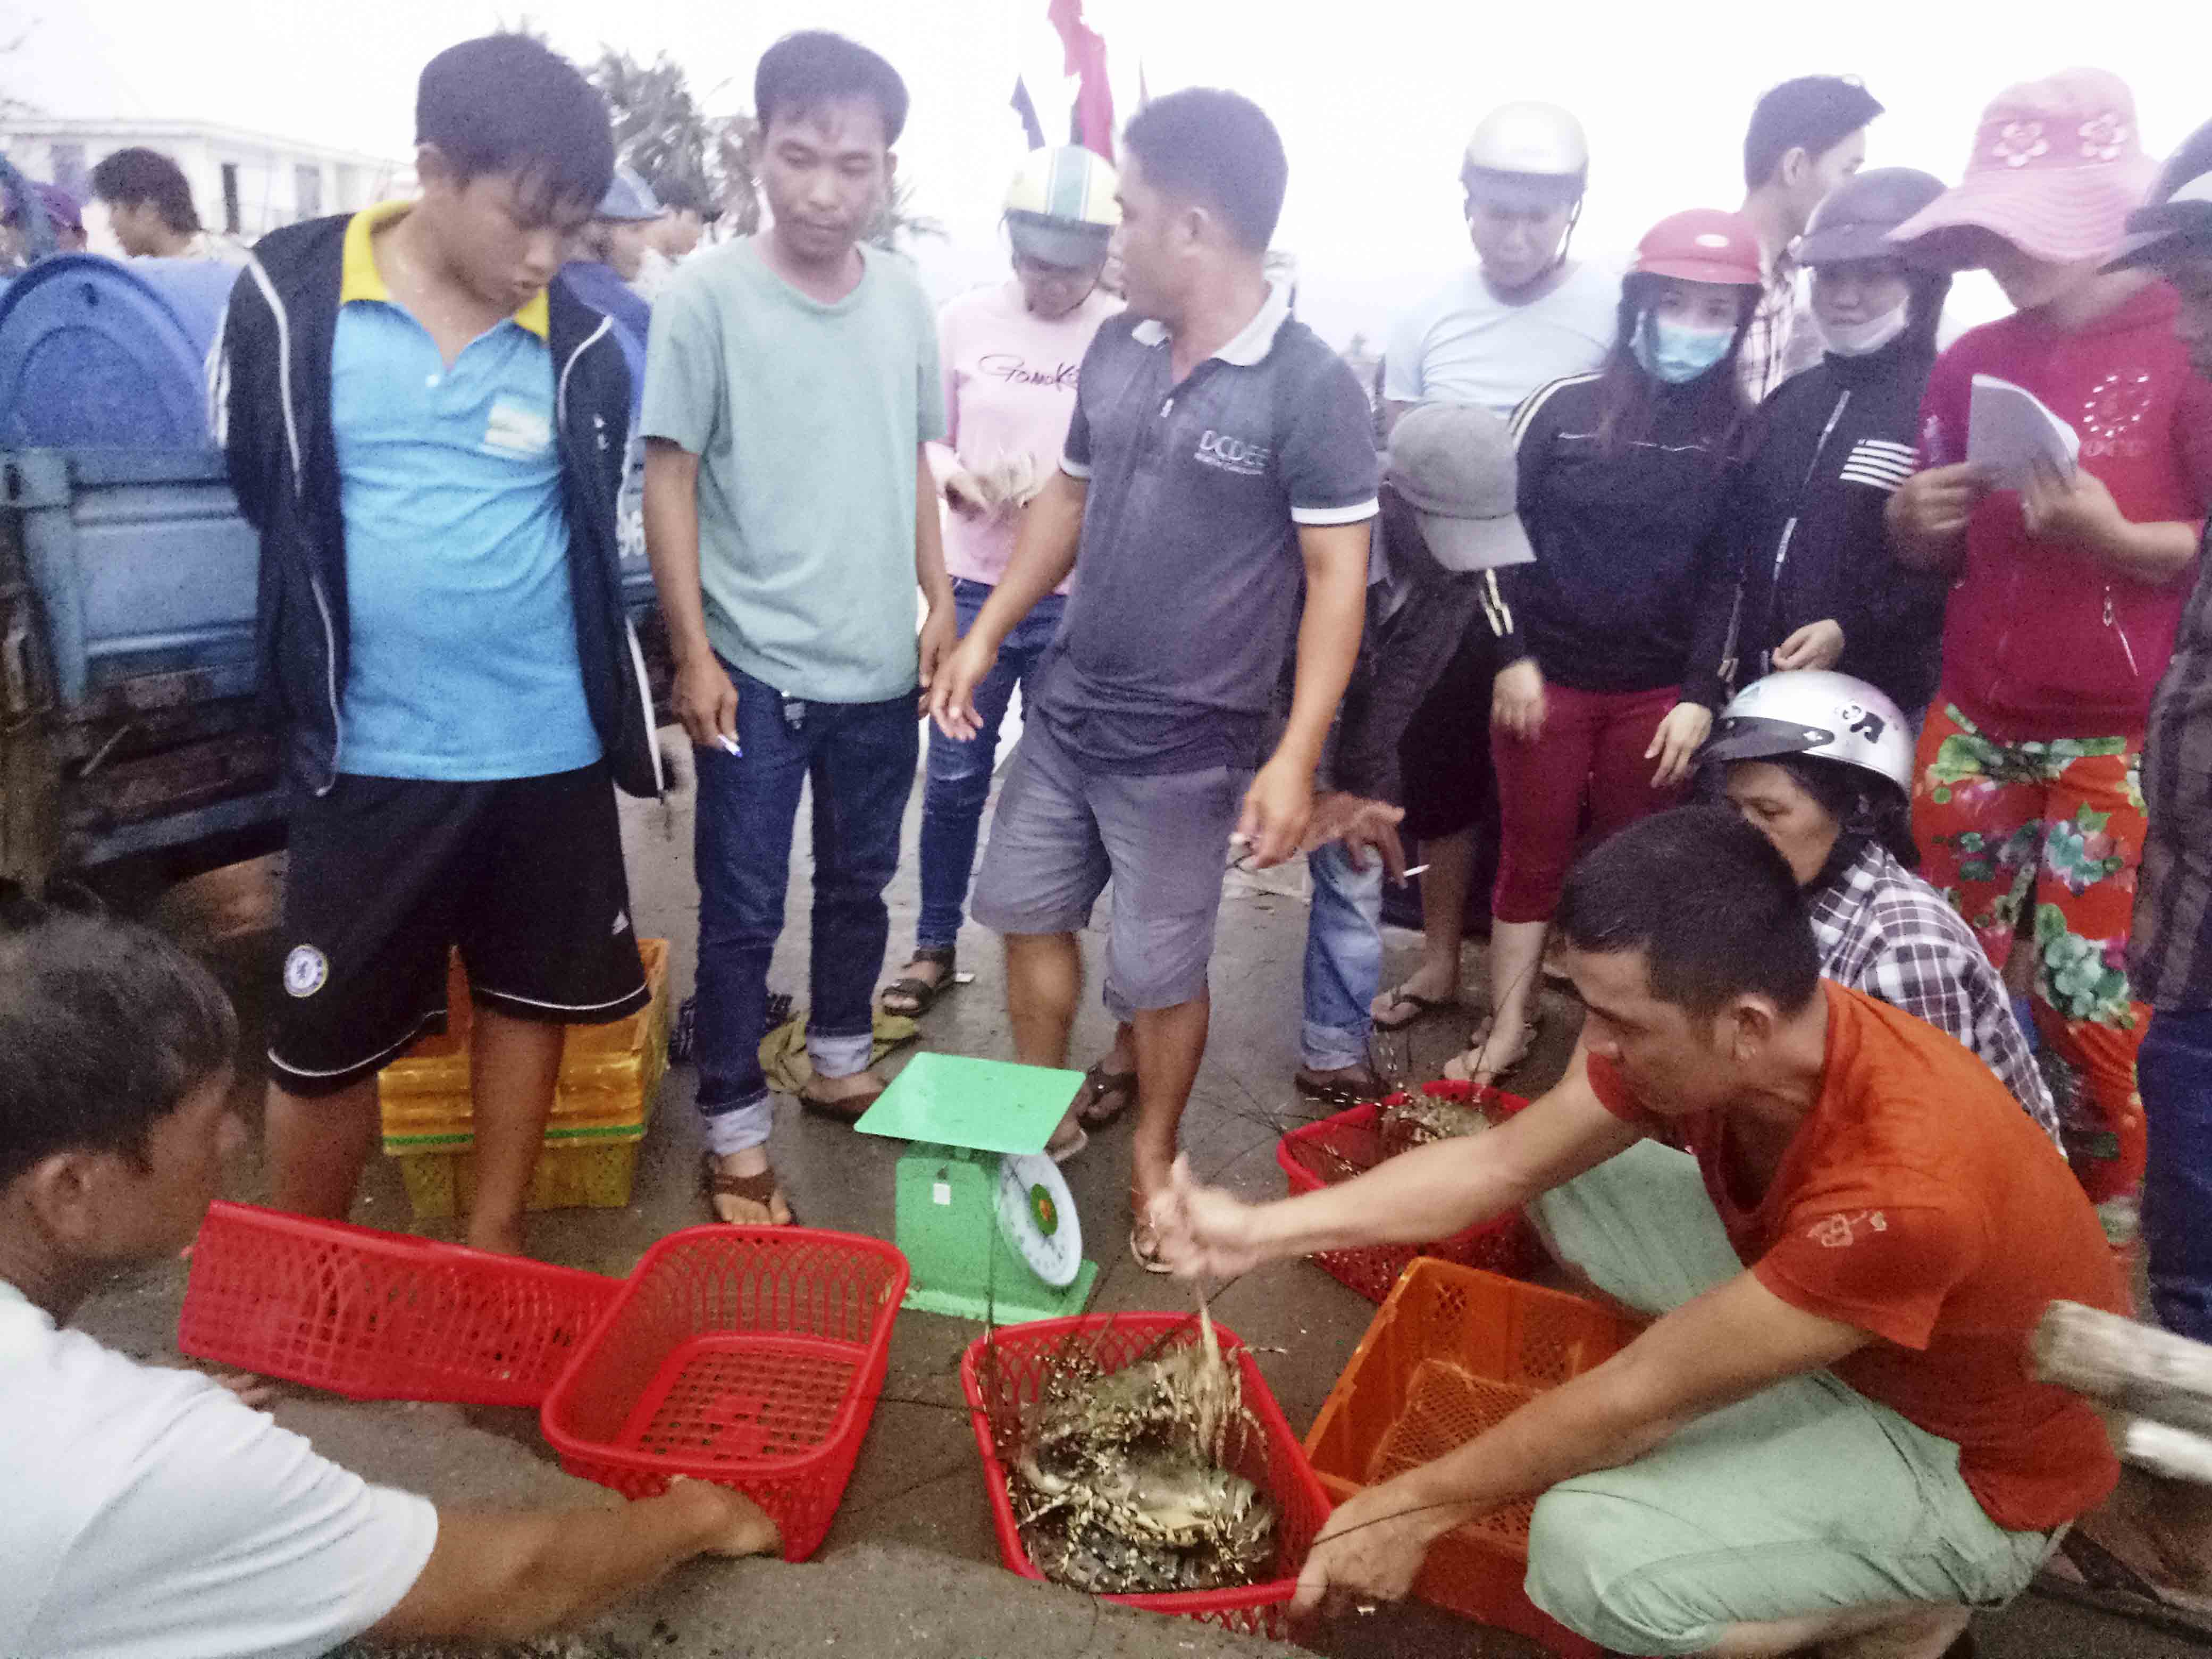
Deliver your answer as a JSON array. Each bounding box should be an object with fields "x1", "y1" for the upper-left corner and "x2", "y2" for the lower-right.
[{"x1": 86, "y1": 740, "x2": 2205, "y2": 1659}]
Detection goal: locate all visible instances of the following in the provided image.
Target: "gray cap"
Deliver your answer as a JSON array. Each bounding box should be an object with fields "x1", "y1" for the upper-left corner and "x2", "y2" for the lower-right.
[
  {"x1": 1797, "y1": 168, "x2": 1946, "y2": 267},
  {"x1": 1384, "y1": 402, "x2": 1534, "y2": 573},
  {"x1": 596, "y1": 166, "x2": 663, "y2": 223}
]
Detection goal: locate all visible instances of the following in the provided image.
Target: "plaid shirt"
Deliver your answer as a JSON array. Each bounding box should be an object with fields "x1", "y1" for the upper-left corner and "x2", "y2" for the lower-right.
[
  {"x1": 1739, "y1": 252, "x2": 1821, "y2": 405},
  {"x1": 2132, "y1": 543, "x2": 2212, "y2": 1010},
  {"x1": 1809, "y1": 841, "x2": 2063, "y2": 1142}
]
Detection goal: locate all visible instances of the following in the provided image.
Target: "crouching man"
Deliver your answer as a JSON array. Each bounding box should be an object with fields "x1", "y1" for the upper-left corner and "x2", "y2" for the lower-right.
[
  {"x1": 0, "y1": 899, "x2": 775, "y2": 1658},
  {"x1": 1152, "y1": 804, "x2": 2126, "y2": 1658}
]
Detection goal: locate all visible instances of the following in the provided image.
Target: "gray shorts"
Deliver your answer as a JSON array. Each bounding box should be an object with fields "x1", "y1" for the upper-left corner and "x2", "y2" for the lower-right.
[{"x1": 970, "y1": 718, "x2": 1250, "y2": 1018}]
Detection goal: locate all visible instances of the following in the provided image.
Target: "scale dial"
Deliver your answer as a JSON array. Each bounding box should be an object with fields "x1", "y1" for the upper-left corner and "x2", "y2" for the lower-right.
[{"x1": 995, "y1": 1152, "x2": 1083, "y2": 1288}]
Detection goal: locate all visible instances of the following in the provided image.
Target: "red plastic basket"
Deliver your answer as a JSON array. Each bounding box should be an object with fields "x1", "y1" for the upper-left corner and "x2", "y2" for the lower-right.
[
  {"x1": 1305, "y1": 1262, "x2": 1635, "y2": 1656},
  {"x1": 958, "y1": 1313, "x2": 1334, "y2": 1638},
  {"x1": 1276, "y1": 1083, "x2": 1544, "y2": 1302},
  {"x1": 175, "y1": 1201, "x2": 619, "y2": 1407},
  {"x1": 540, "y1": 1226, "x2": 908, "y2": 1561}
]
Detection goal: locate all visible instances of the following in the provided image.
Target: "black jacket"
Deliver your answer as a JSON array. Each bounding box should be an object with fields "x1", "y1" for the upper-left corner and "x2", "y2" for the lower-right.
[
  {"x1": 1486, "y1": 373, "x2": 1739, "y2": 708},
  {"x1": 212, "y1": 213, "x2": 661, "y2": 800},
  {"x1": 1723, "y1": 338, "x2": 1949, "y2": 713}
]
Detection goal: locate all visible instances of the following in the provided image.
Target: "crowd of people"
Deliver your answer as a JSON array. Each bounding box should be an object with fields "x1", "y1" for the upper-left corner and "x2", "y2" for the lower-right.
[{"x1": 5, "y1": 23, "x2": 2212, "y2": 1659}]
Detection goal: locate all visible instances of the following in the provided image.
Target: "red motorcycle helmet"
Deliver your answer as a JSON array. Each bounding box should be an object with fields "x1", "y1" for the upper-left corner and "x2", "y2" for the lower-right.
[{"x1": 1632, "y1": 208, "x2": 1766, "y2": 286}]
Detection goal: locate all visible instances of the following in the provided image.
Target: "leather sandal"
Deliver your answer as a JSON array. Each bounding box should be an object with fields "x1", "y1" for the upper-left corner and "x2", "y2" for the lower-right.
[
  {"x1": 879, "y1": 947, "x2": 956, "y2": 1018},
  {"x1": 702, "y1": 1154, "x2": 794, "y2": 1226},
  {"x1": 1073, "y1": 1061, "x2": 1138, "y2": 1129},
  {"x1": 799, "y1": 1080, "x2": 886, "y2": 1125}
]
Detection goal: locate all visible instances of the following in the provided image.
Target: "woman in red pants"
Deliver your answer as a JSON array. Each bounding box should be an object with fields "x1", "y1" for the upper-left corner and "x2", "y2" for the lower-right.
[
  {"x1": 1888, "y1": 69, "x2": 2212, "y2": 1234},
  {"x1": 1444, "y1": 209, "x2": 1762, "y2": 1085}
]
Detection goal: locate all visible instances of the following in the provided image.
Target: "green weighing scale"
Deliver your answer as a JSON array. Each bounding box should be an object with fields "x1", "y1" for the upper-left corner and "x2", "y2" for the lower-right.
[{"x1": 853, "y1": 1052, "x2": 1099, "y2": 1323}]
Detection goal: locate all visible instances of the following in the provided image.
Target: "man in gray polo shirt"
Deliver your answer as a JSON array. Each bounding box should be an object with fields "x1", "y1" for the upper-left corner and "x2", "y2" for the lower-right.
[{"x1": 931, "y1": 88, "x2": 1378, "y2": 1269}]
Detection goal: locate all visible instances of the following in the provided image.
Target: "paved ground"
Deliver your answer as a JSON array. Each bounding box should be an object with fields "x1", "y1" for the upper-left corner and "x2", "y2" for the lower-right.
[{"x1": 84, "y1": 740, "x2": 2206, "y2": 1659}]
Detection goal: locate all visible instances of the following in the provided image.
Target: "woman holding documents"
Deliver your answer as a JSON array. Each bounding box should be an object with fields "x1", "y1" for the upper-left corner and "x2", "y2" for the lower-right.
[
  {"x1": 1887, "y1": 69, "x2": 2212, "y2": 1234},
  {"x1": 1723, "y1": 169, "x2": 1955, "y2": 722}
]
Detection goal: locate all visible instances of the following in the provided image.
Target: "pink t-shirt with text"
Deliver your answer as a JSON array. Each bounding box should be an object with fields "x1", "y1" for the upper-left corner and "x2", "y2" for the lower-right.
[{"x1": 933, "y1": 279, "x2": 1121, "y2": 589}]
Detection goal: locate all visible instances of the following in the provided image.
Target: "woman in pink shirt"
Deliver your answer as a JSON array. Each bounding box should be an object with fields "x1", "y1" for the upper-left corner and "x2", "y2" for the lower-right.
[
  {"x1": 879, "y1": 148, "x2": 1121, "y2": 1038},
  {"x1": 1888, "y1": 70, "x2": 2212, "y2": 1236}
]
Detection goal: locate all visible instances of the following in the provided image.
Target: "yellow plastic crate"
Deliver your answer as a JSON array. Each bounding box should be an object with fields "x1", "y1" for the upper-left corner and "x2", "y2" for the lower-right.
[{"x1": 379, "y1": 939, "x2": 670, "y2": 1218}]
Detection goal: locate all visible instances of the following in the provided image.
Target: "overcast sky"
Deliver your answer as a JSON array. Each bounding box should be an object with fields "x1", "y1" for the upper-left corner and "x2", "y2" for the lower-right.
[{"x1": 7, "y1": 0, "x2": 2206, "y2": 344}]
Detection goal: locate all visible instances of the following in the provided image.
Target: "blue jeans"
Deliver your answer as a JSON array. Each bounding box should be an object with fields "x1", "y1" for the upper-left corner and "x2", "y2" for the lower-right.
[
  {"x1": 1301, "y1": 840, "x2": 1385, "y2": 1072},
  {"x1": 915, "y1": 577, "x2": 1066, "y2": 953},
  {"x1": 692, "y1": 662, "x2": 919, "y2": 1154},
  {"x1": 2142, "y1": 1008, "x2": 2212, "y2": 1342}
]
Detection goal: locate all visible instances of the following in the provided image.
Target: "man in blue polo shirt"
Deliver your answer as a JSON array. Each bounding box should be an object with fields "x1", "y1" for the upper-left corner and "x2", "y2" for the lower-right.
[
  {"x1": 215, "y1": 35, "x2": 660, "y2": 1258},
  {"x1": 932, "y1": 88, "x2": 1377, "y2": 1269}
]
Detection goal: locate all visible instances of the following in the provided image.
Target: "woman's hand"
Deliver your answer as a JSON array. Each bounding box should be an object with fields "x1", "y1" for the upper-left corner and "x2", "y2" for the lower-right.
[
  {"x1": 1491, "y1": 658, "x2": 1548, "y2": 742},
  {"x1": 2021, "y1": 460, "x2": 2128, "y2": 556},
  {"x1": 1646, "y1": 701, "x2": 1714, "y2": 789},
  {"x1": 1771, "y1": 618, "x2": 1845, "y2": 672}
]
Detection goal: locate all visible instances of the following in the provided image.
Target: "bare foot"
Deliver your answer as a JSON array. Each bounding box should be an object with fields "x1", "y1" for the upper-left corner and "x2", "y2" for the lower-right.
[{"x1": 706, "y1": 1147, "x2": 793, "y2": 1226}]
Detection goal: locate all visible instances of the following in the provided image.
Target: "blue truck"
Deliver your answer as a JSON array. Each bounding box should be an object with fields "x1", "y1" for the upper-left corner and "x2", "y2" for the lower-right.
[{"x1": 0, "y1": 246, "x2": 662, "y2": 895}]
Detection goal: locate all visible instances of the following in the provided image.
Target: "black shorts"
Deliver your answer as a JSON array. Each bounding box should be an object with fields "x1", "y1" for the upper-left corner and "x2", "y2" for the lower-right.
[
  {"x1": 268, "y1": 764, "x2": 648, "y2": 1097},
  {"x1": 1397, "y1": 627, "x2": 1498, "y2": 842}
]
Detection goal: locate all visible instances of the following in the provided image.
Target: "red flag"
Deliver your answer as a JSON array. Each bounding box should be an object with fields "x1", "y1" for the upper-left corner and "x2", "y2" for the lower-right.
[{"x1": 1047, "y1": 0, "x2": 1115, "y2": 161}]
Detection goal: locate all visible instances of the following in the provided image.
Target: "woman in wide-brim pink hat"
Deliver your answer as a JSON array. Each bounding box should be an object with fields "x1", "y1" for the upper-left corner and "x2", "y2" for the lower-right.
[{"x1": 1886, "y1": 66, "x2": 2212, "y2": 1239}]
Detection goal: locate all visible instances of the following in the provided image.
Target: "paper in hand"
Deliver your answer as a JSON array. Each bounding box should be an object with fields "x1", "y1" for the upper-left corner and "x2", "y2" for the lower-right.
[{"x1": 1967, "y1": 374, "x2": 2081, "y2": 491}]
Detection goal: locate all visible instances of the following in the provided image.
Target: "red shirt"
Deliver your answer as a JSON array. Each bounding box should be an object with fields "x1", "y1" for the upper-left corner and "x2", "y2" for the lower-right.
[
  {"x1": 1588, "y1": 982, "x2": 2127, "y2": 1532},
  {"x1": 1915, "y1": 281, "x2": 2212, "y2": 736}
]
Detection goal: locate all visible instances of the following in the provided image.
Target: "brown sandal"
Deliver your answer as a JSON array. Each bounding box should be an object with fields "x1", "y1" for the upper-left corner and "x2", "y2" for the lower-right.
[
  {"x1": 703, "y1": 1154, "x2": 795, "y2": 1226},
  {"x1": 1074, "y1": 1061, "x2": 1138, "y2": 1129}
]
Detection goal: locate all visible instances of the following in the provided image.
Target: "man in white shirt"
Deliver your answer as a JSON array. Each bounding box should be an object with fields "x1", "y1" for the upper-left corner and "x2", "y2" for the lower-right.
[
  {"x1": 0, "y1": 896, "x2": 776, "y2": 1659},
  {"x1": 1317, "y1": 104, "x2": 1620, "y2": 1098}
]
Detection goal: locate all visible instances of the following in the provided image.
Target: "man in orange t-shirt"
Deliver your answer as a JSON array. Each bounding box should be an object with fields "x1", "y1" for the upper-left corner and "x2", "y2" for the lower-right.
[{"x1": 1150, "y1": 803, "x2": 2125, "y2": 1658}]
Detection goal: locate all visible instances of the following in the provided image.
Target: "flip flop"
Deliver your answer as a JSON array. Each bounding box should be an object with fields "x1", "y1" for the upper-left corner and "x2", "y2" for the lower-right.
[
  {"x1": 1294, "y1": 1068, "x2": 1387, "y2": 1107},
  {"x1": 1442, "y1": 1016, "x2": 1540, "y2": 1086},
  {"x1": 1129, "y1": 1221, "x2": 1173, "y2": 1275},
  {"x1": 2034, "y1": 1525, "x2": 2212, "y2": 1642},
  {"x1": 1046, "y1": 1119, "x2": 1088, "y2": 1165},
  {"x1": 1371, "y1": 984, "x2": 1458, "y2": 1033},
  {"x1": 878, "y1": 948, "x2": 957, "y2": 1018},
  {"x1": 1074, "y1": 1061, "x2": 1139, "y2": 1129},
  {"x1": 799, "y1": 1080, "x2": 886, "y2": 1125},
  {"x1": 703, "y1": 1154, "x2": 795, "y2": 1226}
]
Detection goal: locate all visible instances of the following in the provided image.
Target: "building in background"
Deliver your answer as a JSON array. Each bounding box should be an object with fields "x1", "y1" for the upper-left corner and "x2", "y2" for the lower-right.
[{"x1": 0, "y1": 119, "x2": 407, "y2": 247}]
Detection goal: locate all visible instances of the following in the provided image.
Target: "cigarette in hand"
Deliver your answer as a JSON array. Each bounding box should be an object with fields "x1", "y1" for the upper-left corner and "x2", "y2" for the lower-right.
[
  {"x1": 716, "y1": 734, "x2": 741, "y2": 757},
  {"x1": 1401, "y1": 863, "x2": 1431, "y2": 879}
]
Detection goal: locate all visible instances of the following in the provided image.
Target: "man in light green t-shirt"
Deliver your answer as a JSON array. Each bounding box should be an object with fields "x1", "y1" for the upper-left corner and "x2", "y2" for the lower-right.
[{"x1": 641, "y1": 29, "x2": 953, "y2": 1227}]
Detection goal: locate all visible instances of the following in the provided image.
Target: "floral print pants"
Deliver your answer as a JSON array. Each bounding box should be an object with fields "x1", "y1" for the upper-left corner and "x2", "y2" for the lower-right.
[{"x1": 1914, "y1": 697, "x2": 2148, "y2": 1211}]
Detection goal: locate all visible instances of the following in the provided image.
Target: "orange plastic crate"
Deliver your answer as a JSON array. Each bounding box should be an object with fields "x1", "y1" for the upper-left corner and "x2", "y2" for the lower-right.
[
  {"x1": 541, "y1": 1227, "x2": 909, "y2": 1562},
  {"x1": 1276, "y1": 1084, "x2": 1544, "y2": 1301},
  {"x1": 1303, "y1": 1261, "x2": 1636, "y2": 1656}
]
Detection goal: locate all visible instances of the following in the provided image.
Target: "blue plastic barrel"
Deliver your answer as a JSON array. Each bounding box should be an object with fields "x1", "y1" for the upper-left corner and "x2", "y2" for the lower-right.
[{"x1": 0, "y1": 253, "x2": 241, "y2": 447}]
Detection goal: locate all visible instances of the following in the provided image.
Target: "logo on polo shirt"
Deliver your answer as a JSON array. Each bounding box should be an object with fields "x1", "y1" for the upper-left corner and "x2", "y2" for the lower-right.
[
  {"x1": 1807, "y1": 1210, "x2": 1888, "y2": 1248},
  {"x1": 481, "y1": 396, "x2": 554, "y2": 459},
  {"x1": 1194, "y1": 428, "x2": 1271, "y2": 476}
]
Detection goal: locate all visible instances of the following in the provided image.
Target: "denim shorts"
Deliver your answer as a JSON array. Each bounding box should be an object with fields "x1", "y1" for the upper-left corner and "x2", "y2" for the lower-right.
[{"x1": 970, "y1": 716, "x2": 1250, "y2": 1016}]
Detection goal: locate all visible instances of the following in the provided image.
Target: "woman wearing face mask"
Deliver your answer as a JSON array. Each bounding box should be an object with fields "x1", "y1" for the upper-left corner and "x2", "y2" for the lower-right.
[
  {"x1": 1702, "y1": 671, "x2": 2062, "y2": 1139},
  {"x1": 1443, "y1": 209, "x2": 1759, "y2": 1086},
  {"x1": 1886, "y1": 69, "x2": 2212, "y2": 1231},
  {"x1": 1724, "y1": 169, "x2": 1955, "y2": 725},
  {"x1": 878, "y1": 148, "x2": 1121, "y2": 1041}
]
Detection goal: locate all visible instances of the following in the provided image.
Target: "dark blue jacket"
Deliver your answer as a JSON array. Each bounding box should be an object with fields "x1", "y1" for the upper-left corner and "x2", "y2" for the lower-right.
[{"x1": 212, "y1": 214, "x2": 660, "y2": 799}]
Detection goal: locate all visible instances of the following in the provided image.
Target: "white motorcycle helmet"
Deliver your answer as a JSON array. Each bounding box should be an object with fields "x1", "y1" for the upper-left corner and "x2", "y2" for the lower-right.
[
  {"x1": 1460, "y1": 101, "x2": 1589, "y2": 208},
  {"x1": 1699, "y1": 671, "x2": 1914, "y2": 797}
]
